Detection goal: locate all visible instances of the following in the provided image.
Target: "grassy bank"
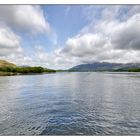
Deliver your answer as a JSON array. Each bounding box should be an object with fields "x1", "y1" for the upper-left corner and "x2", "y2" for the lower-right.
[
  {"x1": 128, "y1": 68, "x2": 140, "y2": 72},
  {"x1": 0, "y1": 71, "x2": 18, "y2": 76}
]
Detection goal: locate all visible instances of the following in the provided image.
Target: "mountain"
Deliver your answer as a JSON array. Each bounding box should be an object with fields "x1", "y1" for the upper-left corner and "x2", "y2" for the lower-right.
[
  {"x1": 69, "y1": 62, "x2": 140, "y2": 72},
  {"x1": 0, "y1": 60, "x2": 16, "y2": 68}
]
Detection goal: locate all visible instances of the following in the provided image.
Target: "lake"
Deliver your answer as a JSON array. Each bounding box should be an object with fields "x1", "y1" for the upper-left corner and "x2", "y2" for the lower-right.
[{"x1": 0, "y1": 72, "x2": 140, "y2": 135}]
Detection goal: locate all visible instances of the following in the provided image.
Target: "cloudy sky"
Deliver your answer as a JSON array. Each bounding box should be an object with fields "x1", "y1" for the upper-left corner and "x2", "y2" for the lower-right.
[{"x1": 0, "y1": 5, "x2": 140, "y2": 69}]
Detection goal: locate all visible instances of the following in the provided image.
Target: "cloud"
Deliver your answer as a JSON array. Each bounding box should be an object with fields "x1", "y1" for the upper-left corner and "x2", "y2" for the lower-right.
[
  {"x1": 1, "y1": 5, "x2": 140, "y2": 69},
  {"x1": 32, "y1": 6, "x2": 140, "y2": 69},
  {"x1": 33, "y1": 45, "x2": 80, "y2": 69},
  {"x1": 0, "y1": 25, "x2": 34, "y2": 66},
  {"x1": 61, "y1": 33, "x2": 107, "y2": 58},
  {"x1": 0, "y1": 25, "x2": 23, "y2": 57},
  {"x1": 0, "y1": 5, "x2": 51, "y2": 35},
  {"x1": 0, "y1": 5, "x2": 57, "y2": 67},
  {"x1": 55, "y1": 6, "x2": 140, "y2": 67},
  {"x1": 110, "y1": 14, "x2": 140, "y2": 50}
]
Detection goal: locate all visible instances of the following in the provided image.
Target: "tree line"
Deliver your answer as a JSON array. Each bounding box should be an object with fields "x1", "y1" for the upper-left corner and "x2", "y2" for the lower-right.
[{"x1": 0, "y1": 67, "x2": 56, "y2": 73}]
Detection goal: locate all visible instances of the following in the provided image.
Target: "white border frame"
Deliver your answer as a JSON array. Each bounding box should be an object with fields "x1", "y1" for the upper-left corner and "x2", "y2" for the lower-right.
[{"x1": 0, "y1": 0, "x2": 140, "y2": 4}]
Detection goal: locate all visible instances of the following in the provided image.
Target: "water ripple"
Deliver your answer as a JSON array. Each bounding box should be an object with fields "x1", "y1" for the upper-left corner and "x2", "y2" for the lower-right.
[{"x1": 0, "y1": 72, "x2": 140, "y2": 135}]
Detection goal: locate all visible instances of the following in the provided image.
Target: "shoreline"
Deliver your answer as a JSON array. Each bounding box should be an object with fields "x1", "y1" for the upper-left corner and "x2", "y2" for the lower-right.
[
  {"x1": 0, "y1": 71, "x2": 140, "y2": 76},
  {"x1": 0, "y1": 71, "x2": 56, "y2": 76}
]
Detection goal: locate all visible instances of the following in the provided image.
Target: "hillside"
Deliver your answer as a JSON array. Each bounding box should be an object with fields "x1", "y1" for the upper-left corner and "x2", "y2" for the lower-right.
[
  {"x1": 0, "y1": 60, "x2": 56, "y2": 76},
  {"x1": 69, "y1": 62, "x2": 140, "y2": 72},
  {"x1": 0, "y1": 60, "x2": 16, "y2": 68}
]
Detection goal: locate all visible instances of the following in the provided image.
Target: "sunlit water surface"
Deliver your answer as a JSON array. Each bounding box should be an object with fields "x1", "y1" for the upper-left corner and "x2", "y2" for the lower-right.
[{"x1": 0, "y1": 72, "x2": 140, "y2": 135}]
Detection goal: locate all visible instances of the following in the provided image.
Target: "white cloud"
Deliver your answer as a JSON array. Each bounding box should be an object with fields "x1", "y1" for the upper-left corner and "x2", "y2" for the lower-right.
[
  {"x1": 0, "y1": 5, "x2": 51, "y2": 35},
  {"x1": 33, "y1": 45, "x2": 79, "y2": 69},
  {"x1": 1, "y1": 5, "x2": 140, "y2": 69},
  {"x1": 52, "y1": 6, "x2": 140, "y2": 68},
  {"x1": 0, "y1": 25, "x2": 34, "y2": 66},
  {"x1": 61, "y1": 33, "x2": 107, "y2": 58},
  {"x1": 0, "y1": 25, "x2": 23, "y2": 57},
  {"x1": 0, "y1": 5, "x2": 57, "y2": 67},
  {"x1": 110, "y1": 14, "x2": 140, "y2": 50},
  {"x1": 32, "y1": 6, "x2": 140, "y2": 69}
]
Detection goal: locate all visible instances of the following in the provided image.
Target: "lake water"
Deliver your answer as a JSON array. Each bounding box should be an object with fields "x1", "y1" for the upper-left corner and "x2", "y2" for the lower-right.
[{"x1": 0, "y1": 72, "x2": 140, "y2": 135}]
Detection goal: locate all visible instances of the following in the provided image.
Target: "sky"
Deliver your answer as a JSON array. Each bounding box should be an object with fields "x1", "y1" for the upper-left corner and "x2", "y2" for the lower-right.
[{"x1": 0, "y1": 5, "x2": 140, "y2": 69}]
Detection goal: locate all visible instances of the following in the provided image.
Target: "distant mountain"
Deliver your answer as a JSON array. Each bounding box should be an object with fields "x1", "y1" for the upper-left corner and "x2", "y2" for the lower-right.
[
  {"x1": 0, "y1": 60, "x2": 16, "y2": 68},
  {"x1": 19, "y1": 65, "x2": 31, "y2": 68},
  {"x1": 69, "y1": 62, "x2": 140, "y2": 72}
]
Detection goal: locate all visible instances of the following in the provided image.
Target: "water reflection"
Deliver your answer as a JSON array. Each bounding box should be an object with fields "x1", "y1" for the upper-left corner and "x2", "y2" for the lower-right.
[{"x1": 0, "y1": 72, "x2": 140, "y2": 135}]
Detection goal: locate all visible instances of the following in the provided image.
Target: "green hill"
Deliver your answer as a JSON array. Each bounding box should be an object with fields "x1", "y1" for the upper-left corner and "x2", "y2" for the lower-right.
[
  {"x1": 0, "y1": 60, "x2": 56, "y2": 76},
  {"x1": 0, "y1": 60, "x2": 16, "y2": 68}
]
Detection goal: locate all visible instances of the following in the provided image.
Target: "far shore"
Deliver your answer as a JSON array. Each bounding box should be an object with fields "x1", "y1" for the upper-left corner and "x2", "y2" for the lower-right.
[
  {"x1": 0, "y1": 71, "x2": 56, "y2": 76},
  {"x1": 1, "y1": 71, "x2": 140, "y2": 76},
  {"x1": 0, "y1": 66, "x2": 56, "y2": 76}
]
